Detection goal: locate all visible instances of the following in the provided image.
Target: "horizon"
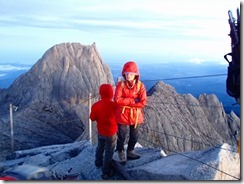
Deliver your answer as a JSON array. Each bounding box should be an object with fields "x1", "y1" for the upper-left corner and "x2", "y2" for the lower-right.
[
  {"x1": 0, "y1": 58, "x2": 229, "y2": 80},
  {"x1": 0, "y1": 0, "x2": 241, "y2": 65},
  {"x1": 0, "y1": 60, "x2": 239, "y2": 116}
]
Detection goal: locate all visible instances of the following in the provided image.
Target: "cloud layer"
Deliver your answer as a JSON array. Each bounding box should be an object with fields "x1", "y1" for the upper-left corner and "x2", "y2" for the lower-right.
[{"x1": 0, "y1": 0, "x2": 240, "y2": 64}]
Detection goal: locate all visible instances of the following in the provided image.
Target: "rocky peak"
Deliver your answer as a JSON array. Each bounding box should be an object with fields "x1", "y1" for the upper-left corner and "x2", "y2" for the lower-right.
[
  {"x1": 0, "y1": 43, "x2": 114, "y2": 158},
  {"x1": 0, "y1": 42, "x2": 114, "y2": 108}
]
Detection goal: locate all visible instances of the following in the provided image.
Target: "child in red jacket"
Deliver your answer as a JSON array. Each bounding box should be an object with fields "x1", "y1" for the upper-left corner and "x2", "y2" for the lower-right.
[
  {"x1": 90, "y1": 84, "x2": 118, "y2": 180},
  {"x1": 114, "y1": 61, "x2": 147, "y2": 163}
]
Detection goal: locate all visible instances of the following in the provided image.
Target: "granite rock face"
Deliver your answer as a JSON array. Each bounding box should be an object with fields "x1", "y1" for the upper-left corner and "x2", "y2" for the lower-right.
[
  {"x1": 0, "y1": 42, "x2": 114, "y2": 158},
  {"x1": 0, "y1": 141, "x2": 240, "y2": 180},
  {"x1": 0, "y1": 42, "x2": 113, "y2": 106},
  {"x1": 140, "y1": 81, "x2": 240, "y2": 154}
]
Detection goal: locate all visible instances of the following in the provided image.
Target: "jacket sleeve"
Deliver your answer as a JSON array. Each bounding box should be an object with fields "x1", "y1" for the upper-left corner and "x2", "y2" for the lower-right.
[
  {"x1": 114, "y1": 82, "x2": 135, "y2": 106},
  {"x1": 130, "y1": 82, "x2": 147, "y2": 108}
]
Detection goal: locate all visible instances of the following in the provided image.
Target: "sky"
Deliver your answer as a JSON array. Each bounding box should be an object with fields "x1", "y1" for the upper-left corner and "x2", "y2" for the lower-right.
[{"x1": 0, "y1": 0, "x2": 241, "y2": 65}]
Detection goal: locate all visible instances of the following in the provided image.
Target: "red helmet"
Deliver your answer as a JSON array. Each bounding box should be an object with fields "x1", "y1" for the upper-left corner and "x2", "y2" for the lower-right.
[{"x1": 121, "y1": 61, "x2": 140, "y2": 80}]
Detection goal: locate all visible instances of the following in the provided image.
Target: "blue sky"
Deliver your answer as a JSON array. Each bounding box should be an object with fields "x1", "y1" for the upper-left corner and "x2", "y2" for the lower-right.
[{"x1": 0, "y1": 0, "x2": 241, "y2": 65}]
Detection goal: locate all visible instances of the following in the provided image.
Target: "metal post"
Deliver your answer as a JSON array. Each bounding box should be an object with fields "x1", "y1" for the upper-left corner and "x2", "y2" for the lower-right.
[
  {"x1": 9, "y1": 103, "x2": 14, "y2": 152},
  {"x1": 88, "y1": 93, "x2": 92, "y2": 144}
]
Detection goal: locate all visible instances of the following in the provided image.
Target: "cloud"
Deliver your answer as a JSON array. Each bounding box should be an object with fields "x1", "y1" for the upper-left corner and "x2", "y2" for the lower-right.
[
  {"x1": 0, "y1": 0, "x2": 240, "y2": 64},
  {"x1": 0, "y1": 0, "x2": 239, "y2": 34},
  {"x1": 188, "y1": 58, "x2": 206, "y2": 64},
  {"x1": 0, "y1": 65, "x2": 30, "y2": 71}
]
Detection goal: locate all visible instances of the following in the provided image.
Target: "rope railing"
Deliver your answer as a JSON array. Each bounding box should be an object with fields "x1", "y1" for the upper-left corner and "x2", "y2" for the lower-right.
[
  {"x1": 142, "y1": 73, "x2": 227, "y2": 82},
  {"x1": 139, "y1": 122, "x2": 233, "y2": 152},
  {"x1": 3, "y1": 74, "x2": 236, "y2": 152},
  {"x1": 2, "y1": 78, "x2": 236, "y2": 153}
]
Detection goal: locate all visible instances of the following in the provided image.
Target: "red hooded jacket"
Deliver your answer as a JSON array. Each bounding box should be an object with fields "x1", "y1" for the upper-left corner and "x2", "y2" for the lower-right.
[
  {"x1": 114, "y1": 61, "x2": 147, "y2": 126},
  {"x1": 90, "y1": 84, "x2": 118, "y2": 136}
]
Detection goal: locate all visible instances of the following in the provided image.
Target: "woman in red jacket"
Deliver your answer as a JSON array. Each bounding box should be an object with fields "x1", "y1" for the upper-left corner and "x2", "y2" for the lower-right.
[
  {"x1": 114, "y1": 61, "x2": 147, "y2": 163},
  {"x1": 90, "y1": 84, "x2": 118, "y2": 179}
]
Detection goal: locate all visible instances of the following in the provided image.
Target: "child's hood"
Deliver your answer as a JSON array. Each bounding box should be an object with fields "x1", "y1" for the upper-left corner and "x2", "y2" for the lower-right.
[{"x1": 99, "y1": 84, "x2": 113, "y2": 100}]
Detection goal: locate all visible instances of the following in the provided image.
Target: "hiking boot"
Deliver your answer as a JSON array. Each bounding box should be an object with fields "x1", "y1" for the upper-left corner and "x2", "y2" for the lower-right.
[
  {"x1": 101, "y1": 168, "x2": 115, "y2": 180},
  {"x1": 127, "y1": 150, "x2": 140, "y2": 160},
  {"x1": 118, "y1": 150, "x2": 127, "y2": 163}
]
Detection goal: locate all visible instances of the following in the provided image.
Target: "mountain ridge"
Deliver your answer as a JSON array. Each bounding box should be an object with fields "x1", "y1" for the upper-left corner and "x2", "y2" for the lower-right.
[{"x1": 0, "y1": 42, "x2": 240, "y2": 161}]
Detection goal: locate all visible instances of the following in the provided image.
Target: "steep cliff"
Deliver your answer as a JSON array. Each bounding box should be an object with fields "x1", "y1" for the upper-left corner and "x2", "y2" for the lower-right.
[{"x1": 0, "y1": 42, "x2": 114, "y2": 158}]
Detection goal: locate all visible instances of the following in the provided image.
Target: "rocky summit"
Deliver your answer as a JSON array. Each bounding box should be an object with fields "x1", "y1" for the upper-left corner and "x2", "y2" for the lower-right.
[{"x1": 0, "y1": 141, "x2": 240, "y2": 180}]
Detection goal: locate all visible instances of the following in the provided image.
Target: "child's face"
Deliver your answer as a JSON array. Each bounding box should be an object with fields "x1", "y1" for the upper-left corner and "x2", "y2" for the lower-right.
[{"x1": 125, "y1": 73, "x2": 136, "y2": 81}]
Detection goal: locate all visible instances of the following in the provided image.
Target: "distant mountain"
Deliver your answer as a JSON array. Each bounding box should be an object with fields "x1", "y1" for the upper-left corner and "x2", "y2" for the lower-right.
[
  {"x1": 0, "y1": 67, "x2": 30, "y2": 89},
  {"x1": 0, "y1": 42, "x2": 240, "y2": 162}
]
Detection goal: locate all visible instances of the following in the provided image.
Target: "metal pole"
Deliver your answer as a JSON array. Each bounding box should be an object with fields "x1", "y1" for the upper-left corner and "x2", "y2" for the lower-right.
[
  {"x1": 88, "y1": 93, "x2": 92, "y2": 144},
  {"x1": 9, "y1": 103, "x2": 14, "y2": 153}
]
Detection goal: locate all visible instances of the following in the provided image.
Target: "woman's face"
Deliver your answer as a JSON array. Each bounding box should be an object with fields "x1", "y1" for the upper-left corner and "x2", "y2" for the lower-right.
[{"x1": 125, "y1": 73, "x2": 136, "y2": 82}]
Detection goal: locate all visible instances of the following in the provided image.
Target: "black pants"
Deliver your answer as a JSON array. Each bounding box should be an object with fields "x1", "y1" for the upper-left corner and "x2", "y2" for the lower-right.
[
  {"x1": 95, "y1": 134, "x2": 117, "y2": 175},
  {"x1": 116, "y1": 124, "x2": 139, "y2": 152}
]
